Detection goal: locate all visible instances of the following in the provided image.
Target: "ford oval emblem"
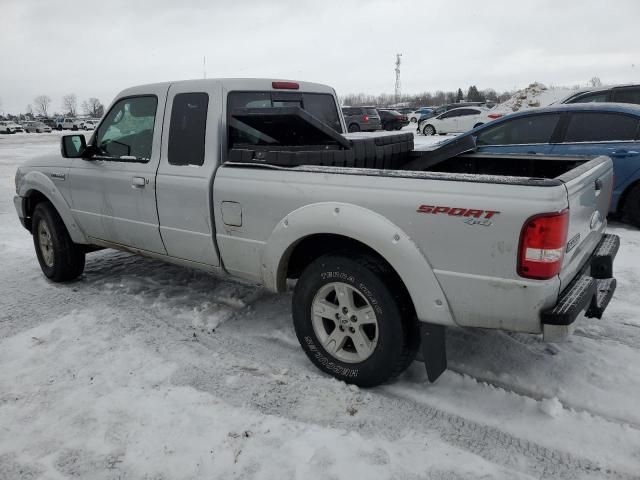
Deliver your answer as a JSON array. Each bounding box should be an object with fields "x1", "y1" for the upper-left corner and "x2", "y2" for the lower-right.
[{"x1": 590, "y1": 211, "x2": 601, "y2": 229}]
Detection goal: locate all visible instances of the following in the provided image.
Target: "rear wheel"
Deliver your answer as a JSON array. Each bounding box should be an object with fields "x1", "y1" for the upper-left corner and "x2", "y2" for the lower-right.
[
  {"x1": 32, "y1": 202, "x2": 85, "y2": 282},
  {"x1": 422, "y1": 124, "x2": 436, "y2": 135},
  {"x1": 348, "y1": 123, "x2": 360, "y2": 133},
  {"x1": 623, "y1": 184, "x2": 640, "y2": 228},
  {"x1": 473, "y1": 122, "x2": 484, "y2": 128},
  {"x1": 292, "y1": 254, "x2": 419, "y2": 387},
  {"x1": 410, "y1": 117, "x2": 417, "y2": 123}
]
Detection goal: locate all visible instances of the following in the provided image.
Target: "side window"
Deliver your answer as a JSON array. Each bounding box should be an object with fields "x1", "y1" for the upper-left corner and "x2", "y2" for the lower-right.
[
  {"x1": 567, "y1": 91, "x2": 609, "y2": 103},
  {"x1": 457, "y1": 109, "x2": 478, "y2": 116},
  {"x1": 476, "y1": 114, "x2": 561, "y2": 146},
  {"x1": 168, "y1": 92, "x2": 209, "y2": 166},
  {"x1": 95, "y1": 96, "x2": 157, "y2": 160},
  {"x1": 439, "y1": 110, "x2": 458, "y2": 119},
  {"x1": 563, "y1": 113, "x2": 639, "y2": 143},
  {"x1": 611, "y1": 88, "x2": 640, "y2": 105}
]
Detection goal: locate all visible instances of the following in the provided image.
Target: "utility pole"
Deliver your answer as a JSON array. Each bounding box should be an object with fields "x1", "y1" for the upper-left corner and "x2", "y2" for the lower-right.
[
  {"x1": 394, "y1": 53, "x2": 402, "y2": 104},
  {"x1": 203, "y1": 56, "x2": 207, "y2": 79}
]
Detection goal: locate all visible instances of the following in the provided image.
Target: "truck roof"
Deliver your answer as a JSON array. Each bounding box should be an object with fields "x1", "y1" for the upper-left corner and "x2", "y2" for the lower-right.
[{"x1": 117, "y1": 78, "x2": 336, "y2": 99}]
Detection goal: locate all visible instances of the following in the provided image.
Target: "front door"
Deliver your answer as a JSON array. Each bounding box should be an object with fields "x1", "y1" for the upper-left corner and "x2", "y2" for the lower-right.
[{"x1": 68, "y1": 88, "x2": 168, "y2": 254}]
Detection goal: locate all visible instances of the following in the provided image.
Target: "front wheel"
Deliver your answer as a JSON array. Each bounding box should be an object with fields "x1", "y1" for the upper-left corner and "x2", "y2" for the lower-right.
[
  {"x1": 348, "y1": 123, "x2": 360, "y2": 133},
  {"x1": 422, "y1": 124, "x2": 436, "y2": 135},
  {"x1": 292, "y1": 254, "x2": 418, "y2": 387},
  {"x1": 32, "y1": 202, "x2": 85, "y2": 282}
]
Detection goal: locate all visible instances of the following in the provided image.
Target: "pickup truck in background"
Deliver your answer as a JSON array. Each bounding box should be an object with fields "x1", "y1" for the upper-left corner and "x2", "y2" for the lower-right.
[{"x1": 14, "y1": 78, "x2": 619, "y2": 387}]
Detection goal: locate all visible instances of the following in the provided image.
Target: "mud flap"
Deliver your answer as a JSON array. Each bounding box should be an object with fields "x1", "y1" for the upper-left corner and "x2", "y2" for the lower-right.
[{"x1": 420, "y1": 322, "x2": 447, "y2": 382}]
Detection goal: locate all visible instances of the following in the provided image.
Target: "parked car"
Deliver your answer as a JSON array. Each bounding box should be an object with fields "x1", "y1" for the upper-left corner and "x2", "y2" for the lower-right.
[
  {"x1": 55, "y1": 118, "x2": 84, "y2": 130},
  {"x1": 341, "y1": 106, "x2": 381, "y2": 132},
  {"x1": 378, "y1": 109, "x2": 409, "y2": 130},
  {"x1": 461, "y1": 103, "x2": 640, "y2": 226},
  {"x1": 40, "y1": 118, "x2": 57, "y2": 129},
  {"x1": 2, "y1": 121, "x2": 24, "y2": 133},
  {"x1": 408, "y1": 107, "x2": 435, "y2": 123},
  {"x1": 560, "y1": 84, "x2": 640, "y2": 105},
  {"x1": 23, "y1": 121, "x2": 52, "y2": 133},
  {"x1": 14, "y1": 78, "x2": 618, "y2": 387},
  {"x1": 419, "y1": 107, "x2": 502, "y2": 135},
  {"x1": 81, "y1": 119, "x2": 100, "y2": 130},
  {"x1": 0, "y1": 121, "x2": 15, "y2": 133}
]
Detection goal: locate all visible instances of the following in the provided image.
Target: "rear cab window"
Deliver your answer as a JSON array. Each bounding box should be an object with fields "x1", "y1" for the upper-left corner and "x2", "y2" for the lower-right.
[
  {"x1": 563, "y1": 112, "x2": 640, "y2": 142},
  {"x1": 227, "y1": 91, "x2": 342, "y2": 148}
]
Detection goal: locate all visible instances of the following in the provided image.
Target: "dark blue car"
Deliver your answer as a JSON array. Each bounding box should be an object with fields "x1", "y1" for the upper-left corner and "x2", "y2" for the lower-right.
[{"x1": 461, "y1": 103, "x2": 640, "y2": 226}]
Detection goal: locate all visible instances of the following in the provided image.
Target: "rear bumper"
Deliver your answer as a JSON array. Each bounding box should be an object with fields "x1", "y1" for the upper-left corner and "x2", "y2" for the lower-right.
[{"x1": 541, "y1": 233, "x2": 619, "y2": 340}]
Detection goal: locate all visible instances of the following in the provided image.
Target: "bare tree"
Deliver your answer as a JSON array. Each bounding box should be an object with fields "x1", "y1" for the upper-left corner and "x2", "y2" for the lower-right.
[
  {"x1": 590, "y1": 76, "x2": 602, "y2": 87},
  {"x1": 62, "y1": 93, "x2": 78, "y2": 116},
  {"x1": 82, "y1": 97, "x2": 104, "y2": 117},
  {"x1": 26, "y1": 104, "x2": 34, "y2": 117},
  {"x1": 34, "y1": 95, "x2": 52, "y2": 117}
]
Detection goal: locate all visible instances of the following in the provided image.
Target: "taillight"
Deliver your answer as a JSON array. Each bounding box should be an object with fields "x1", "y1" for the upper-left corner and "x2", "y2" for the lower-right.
[
  {"x1": 272, "y1": 81, "x2": 299, "y2": 90},
  {"x1": 518, "y1": 210, "x2": 569, "y2": 280},
  {"x1": 363, "y1": 115, "x2": 369, "y2": 122},
  {"x1": 487, "y1": 113, "x2": 503, "y2": 119}
]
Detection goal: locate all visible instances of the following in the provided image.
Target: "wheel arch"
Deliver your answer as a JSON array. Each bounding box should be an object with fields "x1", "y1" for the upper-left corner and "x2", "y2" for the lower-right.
[
  {"x1": 261, "y1": 202, "x2": 456, "y2": 327},
  {"x1": 616, "y1": 177, "x2": 640, "y2": 215},
  {"x1": 18, "y1": 171, "x2": 88, "y2": 244}
]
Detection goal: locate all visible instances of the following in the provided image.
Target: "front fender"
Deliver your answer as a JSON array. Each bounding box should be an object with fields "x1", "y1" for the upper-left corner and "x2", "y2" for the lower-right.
[
  {"x1": 261, "y1": 202, "x2": 456, "y2": 327},
  {"x1": 18, "y1": 171, "x2": 88, "y2": 244}
]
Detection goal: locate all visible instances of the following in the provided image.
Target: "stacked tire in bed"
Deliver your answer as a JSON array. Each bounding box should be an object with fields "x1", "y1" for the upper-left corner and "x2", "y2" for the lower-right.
[{"x1": 228, "y1": 132, "x2": 414, "y2": 170}]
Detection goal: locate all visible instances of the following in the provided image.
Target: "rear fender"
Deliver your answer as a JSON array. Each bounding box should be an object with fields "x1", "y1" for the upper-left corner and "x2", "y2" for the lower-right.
[
  {"x1": 18, "y1": 171, "x2": 88, "y2": 244},
  {"x1": 262, "y1": 202, "x2": 456, "y2": 327}
]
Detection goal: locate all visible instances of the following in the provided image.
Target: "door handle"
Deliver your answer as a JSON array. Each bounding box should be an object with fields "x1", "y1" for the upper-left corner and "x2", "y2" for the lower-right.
[
  {"x1": 132, "y1": 176, "x2": 146, "y2": 187},
  {"x1": 611, "y1": 150, "x2": 635, "y2": 158}
]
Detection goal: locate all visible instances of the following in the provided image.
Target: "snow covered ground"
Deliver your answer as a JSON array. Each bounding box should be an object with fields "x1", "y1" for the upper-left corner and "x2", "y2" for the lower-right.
[{"x1": 1, "y1": 131, "x2": 640, "y2": 479}]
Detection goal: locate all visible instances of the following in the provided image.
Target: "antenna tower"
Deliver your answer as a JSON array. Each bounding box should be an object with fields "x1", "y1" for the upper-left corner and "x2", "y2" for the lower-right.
[{"x1": 394, "y1": 53, "x2": 402, "y2": 103}]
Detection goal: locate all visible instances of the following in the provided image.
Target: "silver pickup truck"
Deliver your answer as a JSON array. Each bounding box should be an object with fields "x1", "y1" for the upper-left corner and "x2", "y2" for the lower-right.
[{"x1": 14, "y1": 78, "x2": 619, "y2": 387}]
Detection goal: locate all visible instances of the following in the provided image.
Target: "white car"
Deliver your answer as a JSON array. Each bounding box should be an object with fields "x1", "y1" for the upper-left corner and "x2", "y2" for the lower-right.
[
  {"x1": 0, "y1": 121, "x2": 24, "y2": 133},
  {"x1": 81, "y1": 119, "x2": 100, "y2": 130},
  {"x1": 419, "y1": 107, "x2": 502, "y2": 135},
  {"x1": 56, "y1": 118, "x2": 84, "y2": 131}
]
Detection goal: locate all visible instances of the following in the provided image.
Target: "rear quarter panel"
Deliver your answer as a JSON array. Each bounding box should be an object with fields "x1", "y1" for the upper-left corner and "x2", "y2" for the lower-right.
[{"x1": 214, "y1": 166, "x2": 569, "y2": 332}]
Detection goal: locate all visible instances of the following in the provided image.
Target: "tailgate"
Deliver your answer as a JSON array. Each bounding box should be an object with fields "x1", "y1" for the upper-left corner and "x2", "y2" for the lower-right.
[{"x1": 558, "y1": 155, "x2": 613, "y2": 291}]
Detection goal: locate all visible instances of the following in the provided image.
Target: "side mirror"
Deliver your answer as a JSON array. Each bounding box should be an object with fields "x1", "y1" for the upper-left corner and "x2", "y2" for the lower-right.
[{"x1": 60, "y1": 134, "x2": 87, "y2": 158}]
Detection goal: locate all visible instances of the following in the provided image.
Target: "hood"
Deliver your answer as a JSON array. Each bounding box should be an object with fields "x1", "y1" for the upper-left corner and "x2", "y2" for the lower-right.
[{"x1": 21, "y1": 151, "x2": 72, "y2": 170}]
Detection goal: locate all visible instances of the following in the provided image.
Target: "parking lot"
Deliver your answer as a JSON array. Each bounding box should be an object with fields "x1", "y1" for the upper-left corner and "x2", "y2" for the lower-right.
[{"x1": 1, "y1": 131, "x2": 640, "y2": 479}]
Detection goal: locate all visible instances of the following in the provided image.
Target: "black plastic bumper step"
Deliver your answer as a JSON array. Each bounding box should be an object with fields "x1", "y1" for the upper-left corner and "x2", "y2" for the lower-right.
[
  {"x1": 541, "y1": 275, "x2": 596, "y2": 325},
  {"x1": 591, "y1": 234, "x2": 620, "y2": 279},
  {"x1": 586, "y1": 278, "x2": 617, "y2": 319}
]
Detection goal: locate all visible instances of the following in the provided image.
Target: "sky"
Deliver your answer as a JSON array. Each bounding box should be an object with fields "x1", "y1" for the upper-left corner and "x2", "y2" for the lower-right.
[{"x1": 1, "y1": 0, "x2": 639, "y2": 115}]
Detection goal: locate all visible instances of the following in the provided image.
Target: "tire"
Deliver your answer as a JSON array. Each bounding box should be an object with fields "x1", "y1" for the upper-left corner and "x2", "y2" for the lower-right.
[
  {"x1": 32, "y1": 202, "x2": 85, "y2": 282},
  {"x1": 383, "y1": 123, "x2": 394, "y2": 131},
  {"x1": 623, "y1": 184, "x2": 640, "y2": 228},
  {"x1": 473, "y1": 123, "x2": 484, "y2": 128},
  {"x1": 292, "y1": 254, "x2": 419, "y2": 387},
  {"x1": 57, "y1": 125, "x2": 62, "y2": 131},
  {"x1": 395, "y1": 125, "x2": 403, "y2": 131},
  {"x1": 422, "y1": 124, "x2": 436, "y2": 135},
  {"x1": 410, "y1": 117, "x2": 417, "y2": 123},
  {"x1": 348, "y1": 123, "x2": 360, "y2": 133}
]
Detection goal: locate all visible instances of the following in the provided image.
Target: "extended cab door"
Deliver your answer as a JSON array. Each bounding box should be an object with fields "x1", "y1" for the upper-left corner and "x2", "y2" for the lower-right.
[
  {"x1": 68, "y1": 87, "x2": 168, "y2": 254},
  {"x1": 155, "y1": 80, "x2": 222, "y2": 266}
]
